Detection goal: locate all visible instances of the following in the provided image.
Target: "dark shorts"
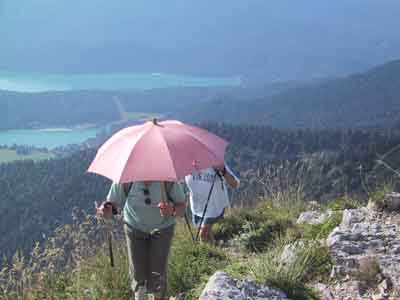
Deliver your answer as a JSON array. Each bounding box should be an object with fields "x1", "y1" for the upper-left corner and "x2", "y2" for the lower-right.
[{"x1": 192, "y1": 209, "x2": 225, "y2": 227}]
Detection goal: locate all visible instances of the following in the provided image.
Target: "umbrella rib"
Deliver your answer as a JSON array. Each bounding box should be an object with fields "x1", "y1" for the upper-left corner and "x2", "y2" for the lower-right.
[
  {"x1": 118, "y1": 125, "x2": 153, "y2": 182},
  {"x1": 179, "y1": 127, "x2": 227, "y2": 162},
  {"x1": 155, "y1": 128, "x2": 178, "y2": 181}
]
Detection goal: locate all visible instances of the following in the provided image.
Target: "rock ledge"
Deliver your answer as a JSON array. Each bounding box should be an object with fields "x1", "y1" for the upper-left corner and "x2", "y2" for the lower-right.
[{"x1": 199, "y1": 272, "x2": 289, "y2": 300}]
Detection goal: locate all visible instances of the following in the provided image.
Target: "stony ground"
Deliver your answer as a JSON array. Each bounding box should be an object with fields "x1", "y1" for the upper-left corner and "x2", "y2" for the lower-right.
[
  {"x1": 199, "y1": 272, "x2": 289, "y2": 300},
  {"x1": 200, "y1": 197, "x2": 400, "y2": 300},
  {"x1": 325, "y1": 207, "x2": 400, "y2": 300}
]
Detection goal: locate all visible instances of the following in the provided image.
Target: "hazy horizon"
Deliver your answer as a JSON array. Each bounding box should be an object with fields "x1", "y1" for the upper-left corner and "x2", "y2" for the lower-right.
[{"x1": 1, "y1": 0, "x2": 400, "y2": 82}]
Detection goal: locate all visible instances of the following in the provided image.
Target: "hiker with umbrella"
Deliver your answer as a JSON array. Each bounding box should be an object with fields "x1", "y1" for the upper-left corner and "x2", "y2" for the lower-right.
[
  {"x1": 96, "y1": 180, "x2": 186, "y2": 300},
  {"x1": 89, "y1": 119, "x2": 228, "y2": 300},
  {"x1": 185, "y1": 163, "x2": 240, "y2": 243}
]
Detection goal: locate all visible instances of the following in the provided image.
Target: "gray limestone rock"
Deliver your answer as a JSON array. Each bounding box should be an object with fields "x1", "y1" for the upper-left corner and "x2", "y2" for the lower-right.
[
  {"x1": 199, "y1": 272, "x2": 289, "y2": 300},
  {"x1": 385, "y1": 193, "x2": 400, "y2": 212},
  {"x1": 296, "y1": 210, "x2": 333, "y2": 225},
  {"x1": 326, "y1": 207, "x2": 400, "y2": 297}
]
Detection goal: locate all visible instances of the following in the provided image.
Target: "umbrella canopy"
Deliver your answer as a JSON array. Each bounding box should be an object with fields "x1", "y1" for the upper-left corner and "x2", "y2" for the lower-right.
[{"x1": 87, "y1": 119, "x2": 228, "y2": 183}]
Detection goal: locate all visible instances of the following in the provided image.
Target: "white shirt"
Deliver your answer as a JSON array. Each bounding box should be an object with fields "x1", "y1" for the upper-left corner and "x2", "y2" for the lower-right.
[{"x1": 185, "y1": 166, "x2": 240, "y2": 218}]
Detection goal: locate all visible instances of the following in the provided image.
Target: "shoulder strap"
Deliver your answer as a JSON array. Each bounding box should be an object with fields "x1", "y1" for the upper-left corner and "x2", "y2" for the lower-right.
[
  {"x1": 214, "y1": 168, "x2": 223, "y2": 180},
  {"x1": 123, "y1": 182, "x2": 133, "y2": 198},
  {"x1": 165, "y1": 182, "x2": 175, "y2": 204},
  {"x1": 213, "y1": 168, "x2": 225, "y2": 190}
]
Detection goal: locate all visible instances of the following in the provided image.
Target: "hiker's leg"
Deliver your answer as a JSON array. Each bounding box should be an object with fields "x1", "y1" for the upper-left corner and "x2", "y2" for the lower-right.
[
  {"x1": 209, "y1": 224, "x2": 215, "y2": 243},
  {"x1": 125, "y1": 225, "x2": 150, "y2": 293},
  {"x1": 199, "y1": 224, "x2": 212, "y2": 242},
  {"x1": 147, "y1": 226, "x2": 175, "y2": 300},
  {"x1": 199, "y1": 210, "x2": 225, "y2": 243}
]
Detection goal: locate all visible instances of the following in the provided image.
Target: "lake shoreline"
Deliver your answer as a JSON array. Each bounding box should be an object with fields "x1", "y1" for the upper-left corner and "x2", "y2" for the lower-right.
[
  {"x1": 0, "y1": 71, "x2": 241, "y2": 93},
  {"x1": 0, "y1": 127, "x2": 99, "y2": 149}
]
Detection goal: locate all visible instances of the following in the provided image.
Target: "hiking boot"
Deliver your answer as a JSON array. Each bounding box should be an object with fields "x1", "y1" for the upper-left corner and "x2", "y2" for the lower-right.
[{"x1": 134, "y1": 285, "x2": 148, "y2": 300}]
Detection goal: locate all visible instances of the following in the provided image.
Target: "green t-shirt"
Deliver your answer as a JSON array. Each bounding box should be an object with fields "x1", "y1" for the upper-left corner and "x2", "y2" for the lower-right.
[{"x1": 107, "y1": 181, "x2": 186, "y2": 233}]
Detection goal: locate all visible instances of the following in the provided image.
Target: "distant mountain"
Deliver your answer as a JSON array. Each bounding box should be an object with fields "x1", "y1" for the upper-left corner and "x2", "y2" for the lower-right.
[
  {"x1": 181, "y1": 59, "x2": 400, "y2": 128},
  {"x1": 1, "y1": 1, "x2": 400, "y2": 81},
  {"x1": 0, "y1": 80, "x2": 303, "y2": 130}
]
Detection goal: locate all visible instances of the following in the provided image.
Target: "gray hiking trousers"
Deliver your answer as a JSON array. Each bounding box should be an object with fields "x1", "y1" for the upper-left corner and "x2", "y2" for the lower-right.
[{"x1": 124, "y1": 224, "x2": 174, "y2": 300}]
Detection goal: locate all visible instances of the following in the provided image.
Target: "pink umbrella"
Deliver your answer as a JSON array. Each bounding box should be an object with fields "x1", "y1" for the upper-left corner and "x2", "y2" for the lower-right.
[{"x1": 87, "y1": 119, "x2": 228, "y2": 183}]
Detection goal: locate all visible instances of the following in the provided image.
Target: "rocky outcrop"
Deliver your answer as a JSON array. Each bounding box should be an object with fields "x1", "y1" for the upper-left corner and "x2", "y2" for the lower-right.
[
  {"x1": 296, "y1": 210, "x2": 333, "y2": 225},
  {"x1": 199, "y1": 272, "x2": 289, "y2": 300},
  {"x1": 324, "y1": 207, "x2": 400, "y2": 299},
  {"x1": 383, "y1": 192, "x2": 400, "y2": 212},
  {"x1": 200, "y1": 197, "x2": 400, "y2": 300}
]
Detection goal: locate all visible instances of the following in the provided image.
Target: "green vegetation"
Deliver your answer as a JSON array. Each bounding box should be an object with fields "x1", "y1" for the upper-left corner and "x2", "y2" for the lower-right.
[
  {"x1": 0, "y1": 122, "x2": 399, "y2": 299},
  {"x1": 1, "y1": 189, "x2": 346, "y2": 300},
  {"x1": 0, "y1": 149, "x2": 54, "y2": 163},
  {"x1": 0, "y1": 149, "x2": 108, "y2": 267},
  {"x1": 2, "y1": 122, "x2": 400, "y2": 269},
  {"x1": 0, "y1": 90, "x2": 120, "y2": 130},
  {"x1": 125, "y1": 111, "x2": 164, "y2": 122},
  {"x1": 326, "y1": 196, "x2": 362, "y2": 211},
  {"x1": 248, "y1": 242, "x2": 325, "y2": 300},
  {"x1": 183, "y1": 60, "x2": 400, "y2": 128},
  {"x1": 3, "y1": 59, "x2": 400, "y2": 132},
  {"x1": 168, "y1": 228, "x2": 228, "y2": 299}
]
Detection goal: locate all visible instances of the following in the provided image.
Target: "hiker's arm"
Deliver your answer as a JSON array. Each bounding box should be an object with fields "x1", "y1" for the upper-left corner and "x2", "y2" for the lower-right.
[
  {"x1": 173, "y1": 201, "x2": 186, "y2": 217},
  {"x1": 218, "y1": 165, "x2": 240, "y2": 189},
  {"x1": 97, "y1": 183, "x2": 123, "y2": 218},
  {"x1": 96, "y1": 201, "x2": 119, "y2": 219},
  {"x1": 170, "y1": 182, "x2": 187, "y2": 217}
]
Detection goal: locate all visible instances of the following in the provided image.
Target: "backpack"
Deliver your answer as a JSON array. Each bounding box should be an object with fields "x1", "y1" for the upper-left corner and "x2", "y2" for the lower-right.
[{"x1": 123, "y1": 182, "x2": 176, "y2": 204}]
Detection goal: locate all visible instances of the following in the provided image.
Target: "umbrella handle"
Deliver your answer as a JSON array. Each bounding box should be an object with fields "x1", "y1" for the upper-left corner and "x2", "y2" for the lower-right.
[{"x1": 160, "y1": 181, "x2": 168, "y2": 204}]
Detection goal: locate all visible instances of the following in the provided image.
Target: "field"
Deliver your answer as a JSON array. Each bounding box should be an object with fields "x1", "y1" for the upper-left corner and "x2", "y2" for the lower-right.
[{"x1": 0, "y1": 149, "x2": 55, "y2": 163}]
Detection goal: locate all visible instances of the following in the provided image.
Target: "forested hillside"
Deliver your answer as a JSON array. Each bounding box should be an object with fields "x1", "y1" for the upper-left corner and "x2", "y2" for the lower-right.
[
  {"x1": 2, "y1": 123, "x2": 400, "y2": 267},
  {"x1": 0, "y1": 82, "x2": 295, "y2": 130},
  {"x1": 182, "y1": 60, "x2": 400, "y2": 128},
  {"x1": 0, "y1": 149, "x2": 108, "y2": 266},
  {"x1": 0, "y1": 90, "x2": 120, "y2": 129},
  {"x1": 2, "y1": 59, "x2": 400, "y2": 130}
]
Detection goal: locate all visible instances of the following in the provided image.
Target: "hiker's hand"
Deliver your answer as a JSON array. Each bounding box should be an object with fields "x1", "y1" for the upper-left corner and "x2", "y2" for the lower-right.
[
  {"x1": 158, "y1": 202, "x2": 174, "y2": 217},
  {"x1": 215, "y1": 164, "x2": 226, "y2": 176},
  {"x1": 96, "y1": 201, "x2": 113, "y2": 219}
]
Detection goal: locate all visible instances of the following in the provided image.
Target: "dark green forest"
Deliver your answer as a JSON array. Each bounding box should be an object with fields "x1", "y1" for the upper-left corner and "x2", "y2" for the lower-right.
[
  {"x1": 0, "y1": 149, "x2": 108, "y2": 265},
  {"x1": 0, "y1": 90, "x2": 120, "y2": 129},
  {"x1": 0, "y1": 87, "x2": 224, "y2": 129},
  {"x1": 2, "y1": 59, "x2": 400, "y2": 131},
  {"x1": 181, "y1": 60, "x2": 400, "y2": 128},
  {"x1": 1, "y1": 123, "x2": 400, "y2": 267}
]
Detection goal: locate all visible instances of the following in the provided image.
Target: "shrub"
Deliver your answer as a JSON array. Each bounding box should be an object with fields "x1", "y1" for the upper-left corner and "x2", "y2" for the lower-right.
[
  {"x1": 299, "y1": 211, "x2": 343, "y2": 240},
  {"x1": 235, "y1": 219, "x2": 293, "y2": 252},
  {"x1": 353, "y1": 256, "x2": 381, "y2": 286},
  {"x1": 65, "y1": 243, "x2": 132, "y2": 300},
  {"x1": 168, "y1": 237, "x2": 228, "y2": 300},
  {"x1": 368, "y1": 184, "x2": 394, "y2": 210},
  {"x1": 213, "y1": 209, "x2": 264, "y2": 241},
  {"x1": 327, "y1": 196, "x2": 361, "y2": 211},
  {"x1": 249, "y1": 239, "x2": 330, "y2": 300}
]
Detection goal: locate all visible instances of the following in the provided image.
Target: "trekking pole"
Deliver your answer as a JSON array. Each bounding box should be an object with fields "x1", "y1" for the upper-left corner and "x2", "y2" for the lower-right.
[
  {"x1": 106, "y1": 220, "x2": 115, "y2": 268},
  {"x1": 95, "y1": 201, "x2": 115, "y2": 268},
  {"x1": 184, "y1": 212, "x2": 196, "y2": 242},
  {"x1": 195, "y1": 173, "x2": 218, "y2": 241}
]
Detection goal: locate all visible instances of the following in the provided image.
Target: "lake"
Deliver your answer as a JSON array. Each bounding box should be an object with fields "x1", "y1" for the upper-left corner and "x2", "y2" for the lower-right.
[
  {"x1": 0, "y1": 128, "x2": 99, "y2": 149},
  {"x1": 0, "y1": 71, "x2": 241, "y2": 93},
  {"x1": 0, "y1": 71, "x2": 240, "y2": 148}
]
